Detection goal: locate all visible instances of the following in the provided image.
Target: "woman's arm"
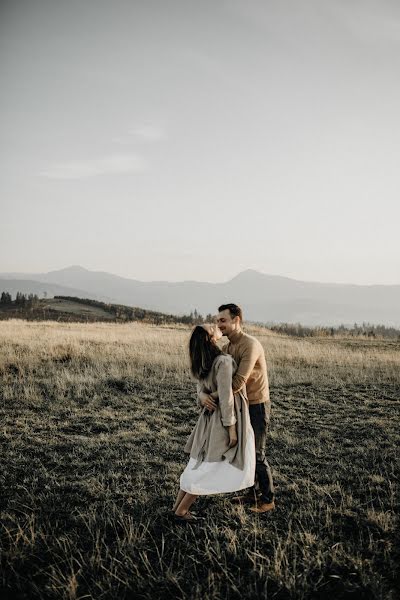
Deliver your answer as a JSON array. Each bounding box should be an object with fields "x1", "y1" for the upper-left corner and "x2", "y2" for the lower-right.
[{"x1": 215, "y1": 357, "x2": 236, "y2": 427}]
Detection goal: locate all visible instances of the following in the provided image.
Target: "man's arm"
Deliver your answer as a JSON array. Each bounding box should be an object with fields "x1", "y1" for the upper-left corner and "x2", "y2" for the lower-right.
[
  {"x1": 200, "y1": 342, "x2": 260, "y2": 401},
  {"x1": 231, "y1": 341, "x2": 260, "y2": 393}
]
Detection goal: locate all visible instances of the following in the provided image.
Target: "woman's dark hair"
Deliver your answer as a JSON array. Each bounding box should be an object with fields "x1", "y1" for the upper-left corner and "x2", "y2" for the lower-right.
[{"x1": 189, "y1": 325, "x2": 222, "y2": 380}]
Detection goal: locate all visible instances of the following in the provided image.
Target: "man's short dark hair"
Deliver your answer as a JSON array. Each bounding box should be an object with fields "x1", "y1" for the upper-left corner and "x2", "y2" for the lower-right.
[{"x1": 218, "y1": 303, "x2": 243, "y2": 322}]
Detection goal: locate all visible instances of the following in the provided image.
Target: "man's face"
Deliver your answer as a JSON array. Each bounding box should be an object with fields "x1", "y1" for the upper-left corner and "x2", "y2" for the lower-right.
[{"x1": 216, "y1": 309, "x2": 239, "y2": 336}]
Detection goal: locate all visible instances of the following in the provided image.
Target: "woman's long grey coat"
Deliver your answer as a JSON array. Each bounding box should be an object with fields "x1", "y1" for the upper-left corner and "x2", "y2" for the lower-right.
[{"x1": 184, "y1": 354, "x2": 250, "y2": 470}]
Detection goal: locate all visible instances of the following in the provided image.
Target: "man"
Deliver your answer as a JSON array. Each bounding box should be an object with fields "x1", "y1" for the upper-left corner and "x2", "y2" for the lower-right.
[{"x1": 199, "y1": 303, "x2": 275, "y2": 513}]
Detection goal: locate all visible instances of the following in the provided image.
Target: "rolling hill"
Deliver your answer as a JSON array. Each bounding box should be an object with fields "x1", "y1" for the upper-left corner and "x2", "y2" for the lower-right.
[{"x1": 1, "y1": 265, "x2": 399, "y2": 326}]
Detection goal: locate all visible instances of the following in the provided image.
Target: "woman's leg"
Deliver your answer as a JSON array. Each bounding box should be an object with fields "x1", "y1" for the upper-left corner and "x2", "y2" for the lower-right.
[
  {"x1": 175, "y1": 492, "x2": 198, "y2": 516},
  {"x1": 172, "y1": 488, "x2": 186, "y2": 512}
]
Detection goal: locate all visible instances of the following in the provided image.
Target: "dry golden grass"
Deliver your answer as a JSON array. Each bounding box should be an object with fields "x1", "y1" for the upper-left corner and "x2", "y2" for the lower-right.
[{"x1": 1, "y1": 319, "x2": 399, "y2": 600}]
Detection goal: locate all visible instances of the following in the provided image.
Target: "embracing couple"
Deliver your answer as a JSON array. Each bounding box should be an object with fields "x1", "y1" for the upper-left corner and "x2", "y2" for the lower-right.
[{"x1": 172, "y1": 303, "x2": 275, "y2": 523}]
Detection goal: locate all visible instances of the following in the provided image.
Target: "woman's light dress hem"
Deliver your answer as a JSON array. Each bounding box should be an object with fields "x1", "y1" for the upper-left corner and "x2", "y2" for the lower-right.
[{"x1": 180, "y1": 427, "x2": 255, "y2": 495}]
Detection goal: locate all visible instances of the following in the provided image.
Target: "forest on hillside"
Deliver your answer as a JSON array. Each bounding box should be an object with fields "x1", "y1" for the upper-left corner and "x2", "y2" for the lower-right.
[{"x1": 1, "y1": 291, "x2": 399, "y2": 338}]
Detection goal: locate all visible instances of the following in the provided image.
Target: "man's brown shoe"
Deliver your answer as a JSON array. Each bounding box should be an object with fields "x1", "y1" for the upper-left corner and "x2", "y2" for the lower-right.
[
  {"x1": 249, "y1": 500, "x2": 275, "y2": 513},
  {"x1": 231, "y1": 493, "x2": 261, "y2": 505}
]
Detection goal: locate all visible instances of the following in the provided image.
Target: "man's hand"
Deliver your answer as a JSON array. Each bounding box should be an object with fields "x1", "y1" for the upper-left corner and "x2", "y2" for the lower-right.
[{"x1": 199, "y1": 392, "x2": 218, "y2": 412}]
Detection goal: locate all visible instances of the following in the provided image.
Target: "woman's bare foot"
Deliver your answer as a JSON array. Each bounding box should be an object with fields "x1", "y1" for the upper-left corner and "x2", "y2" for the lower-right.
[{"x1": 173, "y1": 511, "x2": 203, "y2": 523}]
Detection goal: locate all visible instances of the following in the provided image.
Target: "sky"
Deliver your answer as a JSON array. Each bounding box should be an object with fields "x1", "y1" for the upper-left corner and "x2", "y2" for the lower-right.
[{"x1": 1, "y1": 0, "x2": 399, "y2": 284}]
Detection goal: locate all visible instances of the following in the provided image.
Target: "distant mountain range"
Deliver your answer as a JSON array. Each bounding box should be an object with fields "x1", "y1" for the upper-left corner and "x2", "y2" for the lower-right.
[{"x1": 0, "y1": 265, "x2": 399, "y2": 326}]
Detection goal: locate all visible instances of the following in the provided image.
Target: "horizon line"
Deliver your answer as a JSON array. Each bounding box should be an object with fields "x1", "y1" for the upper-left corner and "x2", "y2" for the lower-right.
[{"x1": 0, "y1": 265, "x2": 399, "y2": 288}]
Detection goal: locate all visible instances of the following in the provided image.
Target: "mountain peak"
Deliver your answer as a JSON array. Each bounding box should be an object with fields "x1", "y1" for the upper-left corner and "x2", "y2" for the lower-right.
[
  {"x1": 229, "y1": 269, "x2": 266, "y2": 282},
  {"x1": 50, "y1": 265, "x2": 89, "y2": 274}
]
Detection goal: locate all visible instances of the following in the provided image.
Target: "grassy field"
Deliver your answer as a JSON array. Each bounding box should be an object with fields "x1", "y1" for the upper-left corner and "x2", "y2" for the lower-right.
[{"x1": 0, "y1": 320, "x2": 399, "y2": 600}]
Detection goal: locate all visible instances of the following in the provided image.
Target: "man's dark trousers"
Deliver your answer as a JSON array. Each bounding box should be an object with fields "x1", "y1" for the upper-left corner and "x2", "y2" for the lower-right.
[{"x1": 248, "y1": 402, "x2": 274, "y2": 502}]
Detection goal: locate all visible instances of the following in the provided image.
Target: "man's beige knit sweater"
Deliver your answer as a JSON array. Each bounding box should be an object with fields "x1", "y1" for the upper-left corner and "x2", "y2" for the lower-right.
[{"x1": 222, "y1": 329, "x2": 270, "y2": 405}]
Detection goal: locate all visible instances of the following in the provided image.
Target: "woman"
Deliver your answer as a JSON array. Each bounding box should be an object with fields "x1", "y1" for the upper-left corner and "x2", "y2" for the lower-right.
[{"x1": 172, "y1": 323, "x2": 255, "y2": 522}]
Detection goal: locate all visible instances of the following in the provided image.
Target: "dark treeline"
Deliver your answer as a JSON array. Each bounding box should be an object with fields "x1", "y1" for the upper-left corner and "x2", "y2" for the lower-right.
[
  {"x1": 1, "y1": 292, "x2": 399, "y2": 337},
  {"x1": 0, "y1": 292, "x2": 40, "y2": 307},
  {"x1": 0, "y1": 292, "x2": 211, "y2": 325},
  {"x1": 265, "y1": 322, "x2": 400, "y2": 339}
]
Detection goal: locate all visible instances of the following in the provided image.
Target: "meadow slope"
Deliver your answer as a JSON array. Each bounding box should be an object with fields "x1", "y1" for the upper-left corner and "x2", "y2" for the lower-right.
[{"x1": 0, "y1": 320, "x2": 399, "y2": 600}]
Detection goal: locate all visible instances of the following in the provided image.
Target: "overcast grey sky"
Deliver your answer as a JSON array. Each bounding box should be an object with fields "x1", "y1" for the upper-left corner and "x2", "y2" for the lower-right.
[{"x1": 1, "y1": 0, "x2": 399, "y2": 284}]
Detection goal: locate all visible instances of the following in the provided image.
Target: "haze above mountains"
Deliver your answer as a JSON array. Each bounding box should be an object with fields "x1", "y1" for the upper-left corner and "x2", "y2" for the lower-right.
[{"x1": 0, "y1": 266, "x2": 399, "y2": 327}]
